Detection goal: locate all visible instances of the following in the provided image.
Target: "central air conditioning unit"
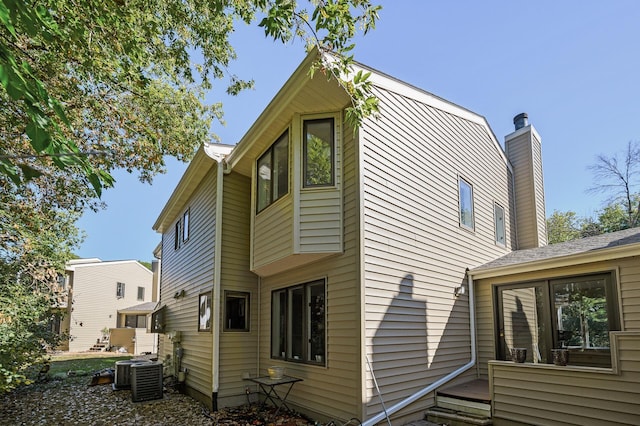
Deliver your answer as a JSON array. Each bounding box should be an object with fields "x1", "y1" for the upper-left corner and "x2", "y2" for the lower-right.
[
  {"x1": 113, "y1": 359, "x2": 151, "y2": 390},
  {"x1": 131, "y1": 362, "x2": 163, "y2": 402}
]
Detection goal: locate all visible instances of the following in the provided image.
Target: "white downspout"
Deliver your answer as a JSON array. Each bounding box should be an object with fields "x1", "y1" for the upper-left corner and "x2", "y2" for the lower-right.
[
  {"x1": 362, "y1": 270, "x2": 477, "y2": 426},
  {"x1": 211, "y1": 159, "x2": 225, "y2": 409}
]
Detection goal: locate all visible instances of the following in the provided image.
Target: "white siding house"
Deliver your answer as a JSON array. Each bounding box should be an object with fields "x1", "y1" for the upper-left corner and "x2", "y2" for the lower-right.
[{"x1": 63, "y1": 258, "x2": 154, "y2": 353}]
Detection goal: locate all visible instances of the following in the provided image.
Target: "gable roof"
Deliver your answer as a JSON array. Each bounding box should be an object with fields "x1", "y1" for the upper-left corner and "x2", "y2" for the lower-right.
[
  {"x1": 224, "y1": 49, "x2": 509, "y2": 177},
  {"x1": 118, "y1": 301, "x2": 158, "y2": 314},
  {"x1": 471, "y1": 227, "x2": 640, "y2": 279}
]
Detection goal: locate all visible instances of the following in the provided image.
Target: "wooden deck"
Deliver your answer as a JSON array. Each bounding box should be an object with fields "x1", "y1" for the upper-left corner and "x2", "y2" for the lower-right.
[{"x1": 437, "y1": 379, "x2": 490, "y2": 404}]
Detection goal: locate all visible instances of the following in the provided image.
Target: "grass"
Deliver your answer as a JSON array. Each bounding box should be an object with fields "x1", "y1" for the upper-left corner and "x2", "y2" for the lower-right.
[{"x1": 46, "y1": 353, "x2": 132, "y2": 378}]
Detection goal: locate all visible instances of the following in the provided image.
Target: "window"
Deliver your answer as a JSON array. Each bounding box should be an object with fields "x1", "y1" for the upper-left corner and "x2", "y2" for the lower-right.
[
  {"x1": 182, "y1": 209, "x2": 190, "y2": 243},
  {"x1": 198, "y1": 292, "x2": 212, "y2": 332},
  {"x1": 116, "y1": 282, "x2": 125, "y2": 298},
  {"x1": 257, "y1": 131, "x2": 289, "y2": 212},
  {"x1": 303, "y1": 118, "x2": 334, "y2": 187},
  {"x1": 174, "y1": 207, "x2": 191, "y2": 250},
  {"x1": 125, "y1": 314, "x2": 146, "y2": 328},
  {"x1": 271, "y1": 279, "x2": 325, "y2": 365},
  {"x1": 458, "y1": 177, "x2": 474, "y2": 229},
  {"x1": 224, "y1": 291, "x2": 250, "y2": 332},
  {"x1": 137, "y1": 286, "x2": 145, "y2": 301},
  {"x1": 494, "y1": 202, "x2": 505, "y2": 246},
  {"x1": 496, "y1": 272, "x2": 619, "y2": 367}
]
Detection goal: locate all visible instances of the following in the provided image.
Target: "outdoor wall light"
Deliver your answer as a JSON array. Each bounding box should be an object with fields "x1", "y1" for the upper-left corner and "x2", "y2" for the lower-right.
[
  {"x1": 454, "y1": 285, "x2": 466, "y2": 297},
  {"x1": 173, "y1": 289, "x2": 186, "y2": 299}
]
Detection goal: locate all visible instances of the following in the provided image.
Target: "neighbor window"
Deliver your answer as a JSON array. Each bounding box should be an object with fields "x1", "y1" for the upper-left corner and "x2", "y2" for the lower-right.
[
  {"x1": 116, "y1": 282, "x2": 125, "y2": 298},
  {"x1": 124, "y1": 314, "x2": 146, "y2": 328},
  {"x1": 257, "y1": 131, "x2": 289, "y2": 212},
  {"x1": 224, "y1": 291, "x2": 250, "y2": 332},
  {"x1": 458, "y1": 177, "x2": 474, "y2": 229},
  {"x1": 137, "y1": 286, "x2": 145, "y2": 301},
  {"x1": 303, "y1": 118, "x2": 334, "y2": 187},
  {"x1": 496, "y1": 272, "x2": 619, "y2": 367},
  {"x1": 494, "y1": 202, "x2": 505, "y2": 246},
  {"x1": 271, "y1": 279, "x2": 325, "y2": 365}
]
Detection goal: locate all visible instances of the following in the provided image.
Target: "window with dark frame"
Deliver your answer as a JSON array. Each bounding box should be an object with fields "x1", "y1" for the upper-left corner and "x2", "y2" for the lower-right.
[
  {"x1": 174, "y1": 207, "x2": 191, "y2": 250},
  {"x1": 137, "y1": 286, "x2": 145, "y2": 301},
  {"x1": 224, "y1": 291, "x2": 250, "y2": 332},
  {"x1": 125, "y1": 314, "x2": 146, "y2": 328},
  {"x1": 495, "y1": 272, "x2": 619, "y2": 367},
  {"x1": 458, "y1": 177, "x2": 474, "y2": 230},
  {"x1": 271, "y1": 279, "x2": 325, "y2": 365},
  {"x1": 303, "y1": 118, "x2": 334, "y2": 187},
  {"x1": 116, "y1": 282, "x2": 125, "y2": 298},
  {"x1": 257, "y1": 130, "x2": 289, "y2": 213}
]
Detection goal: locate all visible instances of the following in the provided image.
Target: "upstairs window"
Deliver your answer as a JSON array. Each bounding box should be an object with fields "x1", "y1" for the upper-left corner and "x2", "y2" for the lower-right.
[
  {"x1": 116, "y1": 282, "x2": 125, "y2": 299},
  {"x1": 137, "y1": 286, "x2": 145, "y2": 301},
  {"x1": 271, "y1": 279, "x2": 325, "y2": 365},
  {"x1": 494, "y1": 202, "x2": 506, "y2": 246},
  {"x1": 174, "y1": 207, "x2": 191, "y2": 250},
  {"x1": 257, "y1": 131, "x2": 289, "y2": 212},
  {"x1": 458, "y1": 177, "x2": 474, "y2": 230},
  {"x1": 303, "y1": 118, "x2": 334, "y2": 187}
]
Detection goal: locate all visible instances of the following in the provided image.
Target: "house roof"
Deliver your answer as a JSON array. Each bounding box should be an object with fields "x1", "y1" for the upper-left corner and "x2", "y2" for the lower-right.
[
  {"x1": 224, "y1": 48, "x2": 509, "y2": 177},
  {"x1": 118, "y1": 302, "x2": 158, "y2": 314},
  {"x1": 470, "y1": 227, "x2": 640, "y2": 279},
  {"x1": 66, "y1": 259, "x2": 152, "y2": 274},
  {"x1": 152, "y1": 143, "x2": 233, "y2": 234}
]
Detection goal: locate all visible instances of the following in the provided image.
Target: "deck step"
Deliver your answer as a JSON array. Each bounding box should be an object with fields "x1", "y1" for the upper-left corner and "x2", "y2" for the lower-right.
[{"x1": 426, "y1": 407, "x2": 492, "y2": 426}]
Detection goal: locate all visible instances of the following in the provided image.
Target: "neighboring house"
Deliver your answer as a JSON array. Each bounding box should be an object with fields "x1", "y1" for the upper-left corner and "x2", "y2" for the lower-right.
[
  {"x1": 470, "y1": 227, "x2": 640, "y2": 425},
  {"x1": 58, "y1": 258, "x2": 156, "y2": 354},
  {"x1": 152, "y1": 49, "x2": 549, "y2": 424}
]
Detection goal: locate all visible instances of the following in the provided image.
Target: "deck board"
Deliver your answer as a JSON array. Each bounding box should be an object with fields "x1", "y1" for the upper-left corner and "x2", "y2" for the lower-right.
[{"x1": 437, "y1": 379, "x2": 490, "y2": 403}]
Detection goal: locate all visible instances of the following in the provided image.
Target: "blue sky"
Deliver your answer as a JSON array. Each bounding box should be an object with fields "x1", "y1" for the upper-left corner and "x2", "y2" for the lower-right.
[{"x1": 77, "y1": 1, "x2": 640, "y2": 262}]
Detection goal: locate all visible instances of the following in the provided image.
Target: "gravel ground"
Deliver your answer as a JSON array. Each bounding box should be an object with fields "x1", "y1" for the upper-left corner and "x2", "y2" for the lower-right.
[{"x1": 0, "y1": 375, "x2": 315, "y2": 426}]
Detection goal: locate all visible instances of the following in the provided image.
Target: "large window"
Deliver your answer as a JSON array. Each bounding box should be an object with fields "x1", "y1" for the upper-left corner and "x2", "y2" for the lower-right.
[
  {"x1": 271, "y1": 279, "x2": 325, "y2": 365},
  {"x1": 496, "y1": 272, "x2": 619, "y2": 367},
  {"x1": 303, "y1": 118, "x2": 334, "y2": 187},
  {"x1": 458, "y1": 177, "x2": 474, "y2": 230},
  {"x1": 257, "y1": 131, "x2": 289, "y2": 212},
  {"x1": 124, "y1": 314, "x2": 146, "y2": 328}
]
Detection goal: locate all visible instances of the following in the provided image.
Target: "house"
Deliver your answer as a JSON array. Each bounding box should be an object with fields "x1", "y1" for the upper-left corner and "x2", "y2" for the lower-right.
[
  {"x1": 57, "y1": 258, "x2": 156, "y2": 354},
  {"x1": 469, "y1": 227, "x2": 640, "y2": 425},
  {"x1": 151, "y1": 49, "x2": 549, "y2": 424}
]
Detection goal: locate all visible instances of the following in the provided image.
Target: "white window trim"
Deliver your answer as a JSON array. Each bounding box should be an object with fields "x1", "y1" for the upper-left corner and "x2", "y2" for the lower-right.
[{"x1": 458, "y1": 176, "x2": 475, "y2": 231}]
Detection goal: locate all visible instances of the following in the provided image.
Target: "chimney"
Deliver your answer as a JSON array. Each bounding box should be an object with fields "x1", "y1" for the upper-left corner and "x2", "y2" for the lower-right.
[
  {"x1": 505, "y1": 113, "x2": 547, "y2": 249},
  {"x1": 513, "y1": 112, "x2": 528, "y2": 130}
]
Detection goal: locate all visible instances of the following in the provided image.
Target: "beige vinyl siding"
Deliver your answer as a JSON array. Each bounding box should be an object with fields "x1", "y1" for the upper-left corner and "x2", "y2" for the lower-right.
[
  {"x1": 253, "y1": 195, "x2": 294, "y2": 270},
  {"x1": 361, "y1": 86, "x2": 512, "y2": 420},
  {"x1": 159, "y1": 166, "x2": 217, "y2": 398},
  {"x1": 67, "y1": 262, "x2": 152, "y2": 352},
  {"x1": 505, "y1": 129, "x2": 546, "y2": 249},
  {"x1": 218, "y1": 172, "x2": 259, "y2": 405},
  {"x1": 489, "y1": 333, "x2": 640, "y2": 425},
  {"x1": 298, "y1": 189, "x2": 342, "y2": 252},
  {"x1": 255, "y1": 117, "x2": 361, "y2": 422}
]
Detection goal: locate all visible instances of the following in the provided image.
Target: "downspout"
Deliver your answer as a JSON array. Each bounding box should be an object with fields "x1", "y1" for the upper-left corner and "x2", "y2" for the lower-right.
[
  {"x1": 211, "y1": 159, "x2": 225, "y2": 410},
  {"x1": 362, "y1": 269, "x2": 477, "y2": 426}
]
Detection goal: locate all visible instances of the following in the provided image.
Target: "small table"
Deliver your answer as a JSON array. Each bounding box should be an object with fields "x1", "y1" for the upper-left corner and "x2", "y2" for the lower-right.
[{"x1": 247, "y1": 375, "x2": 303, "y2": 416}]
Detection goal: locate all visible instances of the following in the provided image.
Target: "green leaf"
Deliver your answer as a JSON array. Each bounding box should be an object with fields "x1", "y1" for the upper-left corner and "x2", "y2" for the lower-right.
[
  {"x1": 25, "y1": 122, "x2": 51, "y2": 153},
  {"x1": 19, "y1": 164, "x2": 43, "y2": 181}
]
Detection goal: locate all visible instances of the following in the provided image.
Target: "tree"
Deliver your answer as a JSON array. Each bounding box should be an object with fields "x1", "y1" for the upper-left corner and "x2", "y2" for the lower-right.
[
  {"x1": 0, "y1": 177, "x2": 82, "y2": 392},
  {"x1": 1, "y1": 0, "x2": 381, "y2": 198},
  {"x1": 588, "y1": 141, "x2": 640, "y2": 228},
  {"x1": 546, "y1": 210, "x2": 581, "y2": 244}
]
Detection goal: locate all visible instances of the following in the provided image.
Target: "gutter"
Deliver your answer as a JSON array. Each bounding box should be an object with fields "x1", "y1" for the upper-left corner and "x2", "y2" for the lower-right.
[
  {"x1": 362, "y1": 270, "x2": 477, "y2": 426},
  {"x1": 211, "y1": 158, "x2": 225, "y2": 410}
]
